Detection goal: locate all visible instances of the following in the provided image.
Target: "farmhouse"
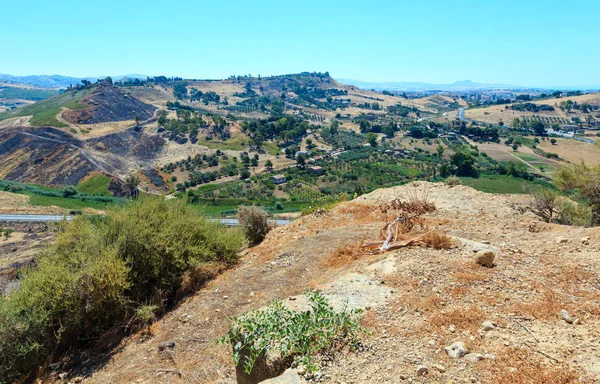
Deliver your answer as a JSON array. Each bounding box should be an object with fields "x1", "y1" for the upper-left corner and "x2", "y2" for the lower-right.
[
  {"x1": 308, "y1": 166, "x2": 325, "y2": 176},
  {"x1": 269, "y1": 174, "x2": 287, "y2": 184}
]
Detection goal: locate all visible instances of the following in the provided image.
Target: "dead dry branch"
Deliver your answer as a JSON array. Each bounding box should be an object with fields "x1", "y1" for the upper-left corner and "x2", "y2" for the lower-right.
[{"x1": 362, "y1": 189, "x2": 447, "y2": 252}]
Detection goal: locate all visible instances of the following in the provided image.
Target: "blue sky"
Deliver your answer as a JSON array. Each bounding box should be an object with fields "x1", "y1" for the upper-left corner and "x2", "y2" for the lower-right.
[{"x1": 2, "y1": 0, "x2": 599, "y2": 87}]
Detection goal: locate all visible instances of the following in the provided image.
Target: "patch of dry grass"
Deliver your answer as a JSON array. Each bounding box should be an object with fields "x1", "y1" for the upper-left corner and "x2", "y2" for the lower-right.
[
  {"x1": 428, "y1": 305, "x2": 486, "y2": 333},
  {"x1": 478, "y1": 347, "x2": 581, "y2": 384}
]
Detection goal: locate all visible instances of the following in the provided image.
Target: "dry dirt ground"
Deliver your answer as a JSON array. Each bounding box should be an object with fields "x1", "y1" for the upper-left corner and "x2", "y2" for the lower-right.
[
  {"x1": 48, "y1": 182, "x2": 600, "y2": 384},
  {"x1": 537, "y1": 139, "x2": 600, "y2": 166},
  {"x1": 0, "y1": 190, "x2": 65, "y2": 214}
]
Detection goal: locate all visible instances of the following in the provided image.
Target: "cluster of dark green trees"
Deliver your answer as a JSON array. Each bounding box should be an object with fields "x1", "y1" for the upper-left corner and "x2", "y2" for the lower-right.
[{"x1": 241, "y1": 116, "x2": 310, "y2": 147}]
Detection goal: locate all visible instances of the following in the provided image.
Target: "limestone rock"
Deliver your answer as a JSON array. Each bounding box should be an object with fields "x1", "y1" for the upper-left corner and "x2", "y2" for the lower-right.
[
  {"x1": 464, "y1": 353, "x2": 484, "y2": 363},
  {"x1": 481, "y1": 320, "x2": 495, "y2": 331},
  {"x1": 259, "y1": 368, "x2": 306, "y2": 384},
  {"x1": 445, "y1": 342, "x2": 468, "y2": 358},
  {"x1": 475, "y1": 250, "x2": 495, "y2": 267},
  {"x1": 560, "y1": 309, "x2": 574, "y2": 324},
  {"x1": 432, "y1": 364, "x2": 446, "y2": 373}
]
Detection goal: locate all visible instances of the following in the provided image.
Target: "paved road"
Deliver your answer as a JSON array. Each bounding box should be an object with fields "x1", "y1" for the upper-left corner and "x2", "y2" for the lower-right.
[
  {"x1": 0, "y1": 214, "x2": 291, "y2": 226},
  {"x1": 0, "y1": 214, "x2": 72, "y2": 222}
]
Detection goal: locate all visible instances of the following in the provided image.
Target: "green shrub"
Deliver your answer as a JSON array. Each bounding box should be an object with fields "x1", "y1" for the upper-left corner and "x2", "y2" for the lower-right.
[
  {"x1": 237, "y1": 206, "x2": 271, "y2": 245},
  {"x1": 0, "y1": 197, "x2": 244, "y2": 383},
  {"x1": 445, "y1": 176, "x2": 461, "y2": 186},
  {"x1": 219, "y1": 291, "x2": 365, "y2": 375}
]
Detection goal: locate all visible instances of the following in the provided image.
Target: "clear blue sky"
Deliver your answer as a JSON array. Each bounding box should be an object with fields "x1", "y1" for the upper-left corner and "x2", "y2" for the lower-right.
[{"x1": 2, "y1": 0, "x2": 599, "y2": 87}]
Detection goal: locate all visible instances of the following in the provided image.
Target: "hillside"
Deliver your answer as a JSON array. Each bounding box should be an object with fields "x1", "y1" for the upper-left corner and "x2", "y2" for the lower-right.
[
  {"x1": 464, "y1": 93, "x2": 600, "y2": 126},
  {"x1": 62, "y1": 84, "x2": 156, "y2": 124},
  {"x1": 1, "y1": 72, "x2": 600, "y2": 214},
  {"x1": 41, "y1": 182, "x2": 600, "y2": 383}
]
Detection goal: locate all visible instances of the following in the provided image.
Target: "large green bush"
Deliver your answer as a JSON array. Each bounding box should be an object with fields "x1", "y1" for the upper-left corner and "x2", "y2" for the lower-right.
[{"x1": 0, "y1": 197, "x2": 244, "y2": 383}]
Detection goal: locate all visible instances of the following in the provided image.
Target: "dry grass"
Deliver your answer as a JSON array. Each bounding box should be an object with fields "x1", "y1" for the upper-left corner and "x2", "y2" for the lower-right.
[
  {"x1": 420, "y1": 231, "x2": 454, "y2": 249},
  {"x1": 321, "y1": 241, "x2": 366, "y2": 269},
  {"x1": 428, "y1": 305, "x2": 486, "y2": 333},
  {"x1": 452, "y1": 261, "x2": 494, "y2": 283},
  {"x1": 178, "y1": 262, "x2": 227, "y2": 298},
  {"x1": 478, "y1": 347, "x2": 581, "y2": 384}
]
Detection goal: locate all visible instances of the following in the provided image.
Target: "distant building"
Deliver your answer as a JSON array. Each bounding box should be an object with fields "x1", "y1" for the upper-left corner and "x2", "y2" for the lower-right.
[
  {"x1": 308, "y1": 166, "x2": 325, "y2": 176},
  {"x1": 269, "y1": 174, "x2": 287, "y2": 184}
]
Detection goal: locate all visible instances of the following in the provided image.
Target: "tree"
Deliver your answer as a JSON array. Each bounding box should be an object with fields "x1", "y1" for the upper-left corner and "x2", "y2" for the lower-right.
[
  {"x1": 550, "y1": 138, "x2": 557, "y2": 145},
  {"x1": 359, "y1": 120, "x2": 371, "y2": 133},
  {"x1": 125, "y1": 175, "x2": 140, "y2": 198},
  {"x1": 512, "y1": 143, "x2": 518, "y2": 152},
  {"x1": 409, "y1": 126, "x2": 424, "y2": 139},
  {"x1": 554, "y1": 162, "x2": 600, "y2": 225},
  {"x1": 366, "y1": 132, "x2": 378, "y2": 147},
  {"x1": 450, "y1": 151, "x2": 478, "y2": 177},
  {"x1": 63, "y1": 185, "x2": 78, "y2": 198},
  {"x1": 529, "y1": 119, "x2": 546, "y2": 136},
  {"x1": 382, "y1": 124, "x2": 395, "y2": 138},
  {"x1": 265, "y1": 159, "x2": 273, "y2": 170},
  {"x1": 296, "y1": 155, "x2": 306, "y2": 168},
  {"x1": 436, "y1": 144, "x2": 445, "y2": 158},
  {"x1": 240, "y1": 168, "x2": 251, "y2": 179}
]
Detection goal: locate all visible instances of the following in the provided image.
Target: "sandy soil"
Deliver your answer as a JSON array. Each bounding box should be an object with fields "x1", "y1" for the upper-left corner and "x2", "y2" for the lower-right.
[{"x1": 54, "y1": 182, "x2": 600, "y2": 384}]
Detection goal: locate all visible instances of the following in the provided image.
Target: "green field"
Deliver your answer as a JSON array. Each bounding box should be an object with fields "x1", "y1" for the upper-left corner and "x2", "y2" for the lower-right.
[
  {"x1": 200, "y1": 134, "x2": 250, "y2": 151},
  {"x1": 0, "y1": 87, "x2": 59, "y2": 101},
  {"x1": 513, "y1": 152, "x2": 541, "y2": 163},
  {"x1": 189, "y1": 197, "x2": 310, "y2": 216},
  {"x1": 1, "y1": 179, "x2": 122, "y2": 211},
  {"x1": 0, "y1": 89, "x2": 89, "y2": 127},
  {"x1": 24, "y1": 192, "x2": 114, "y2": 211},
  {"x1": 459, "y1": 174, "x2": 554, "y2": 194},
  {"x1": 77, "y1": 174, "x2": 112, "y2": 196}
]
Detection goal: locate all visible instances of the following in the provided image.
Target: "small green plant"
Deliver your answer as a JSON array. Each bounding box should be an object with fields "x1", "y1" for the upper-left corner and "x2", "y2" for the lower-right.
[
  {"x1": 219, "y1": 291, "x2": 365, "y2": 375},
  {"x1": 3, "y1": 229, "x2": 13, "y2": 239},
  {"x1": 275, "y1": 201, "x2": 284, "y2": 211},
  {"x1": 445, "y1": 176, "x2": 461, "y2": 186}
]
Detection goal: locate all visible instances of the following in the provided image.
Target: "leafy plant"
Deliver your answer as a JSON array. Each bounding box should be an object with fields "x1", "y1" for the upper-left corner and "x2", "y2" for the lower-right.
[
  {"x1": 237, "y1": 205, "x2": 271, "y2": 245},
  {"x1": 219, "y1": 291, "x2": 365, "y2": 375},
  {"x1": 0, "y1": 197, "x2": 244, "y2": 383}
]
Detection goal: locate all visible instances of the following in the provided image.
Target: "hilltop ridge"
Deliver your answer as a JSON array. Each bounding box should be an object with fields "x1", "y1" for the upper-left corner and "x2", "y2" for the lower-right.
[{"x1": 50, "y1": 182, "x2": 600, "y2": 384}]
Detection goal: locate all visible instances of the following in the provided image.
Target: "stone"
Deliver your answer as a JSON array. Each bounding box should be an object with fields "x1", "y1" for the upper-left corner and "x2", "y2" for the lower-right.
[
  {"x1": 581, "y1": 236, "x2": 590, "y2": 245},
  {"x1": 259, "y1": 368, "x2": 305, "y2": 384},
  {"x1": 445, "y1": 342, "x2": 468, "y2": 358},
  {"x1": 464, "y1": 353, "x2": 484, "y2": 363},
  {"x1": 556, "y1": 237, "x2": 569, "y2": 244},
  {"x1": 416, "y1": 366, "x2": 428, "y2": 376},
  {"x1": 481, "y1": 320, "x2": 495, "y2": 331},
  {"x1": 158, "y1": 340, "x2": 176, "y2": 351},
  {"x1": 432, "y1": 364, "x2": 446, "y2": 373},
  {"x1": 475, "y1": 250, "x2": 495, "y2": 267},
  {"x1": 560, "y1": 309, "x2": 574, "y2": 324}
]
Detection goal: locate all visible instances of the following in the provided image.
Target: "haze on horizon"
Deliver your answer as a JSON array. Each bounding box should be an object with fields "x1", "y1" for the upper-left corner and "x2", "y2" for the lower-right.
[{"x1": 1, "y1": 0, "x2": 599, "y2": 88}]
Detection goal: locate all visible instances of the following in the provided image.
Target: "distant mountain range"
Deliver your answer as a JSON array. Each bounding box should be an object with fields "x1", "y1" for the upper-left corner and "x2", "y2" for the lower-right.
[
  {"x1": 336, "y1": 78, "x2": 523, "y2": 92},
  {"x1": 0, "y1": 74, "x2": 148, "y2": 89}
]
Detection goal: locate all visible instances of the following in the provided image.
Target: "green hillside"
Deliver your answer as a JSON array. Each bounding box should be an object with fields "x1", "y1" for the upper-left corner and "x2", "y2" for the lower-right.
[{"x1": 0, "y1": 88, "x2": 90, "y2": 127}]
